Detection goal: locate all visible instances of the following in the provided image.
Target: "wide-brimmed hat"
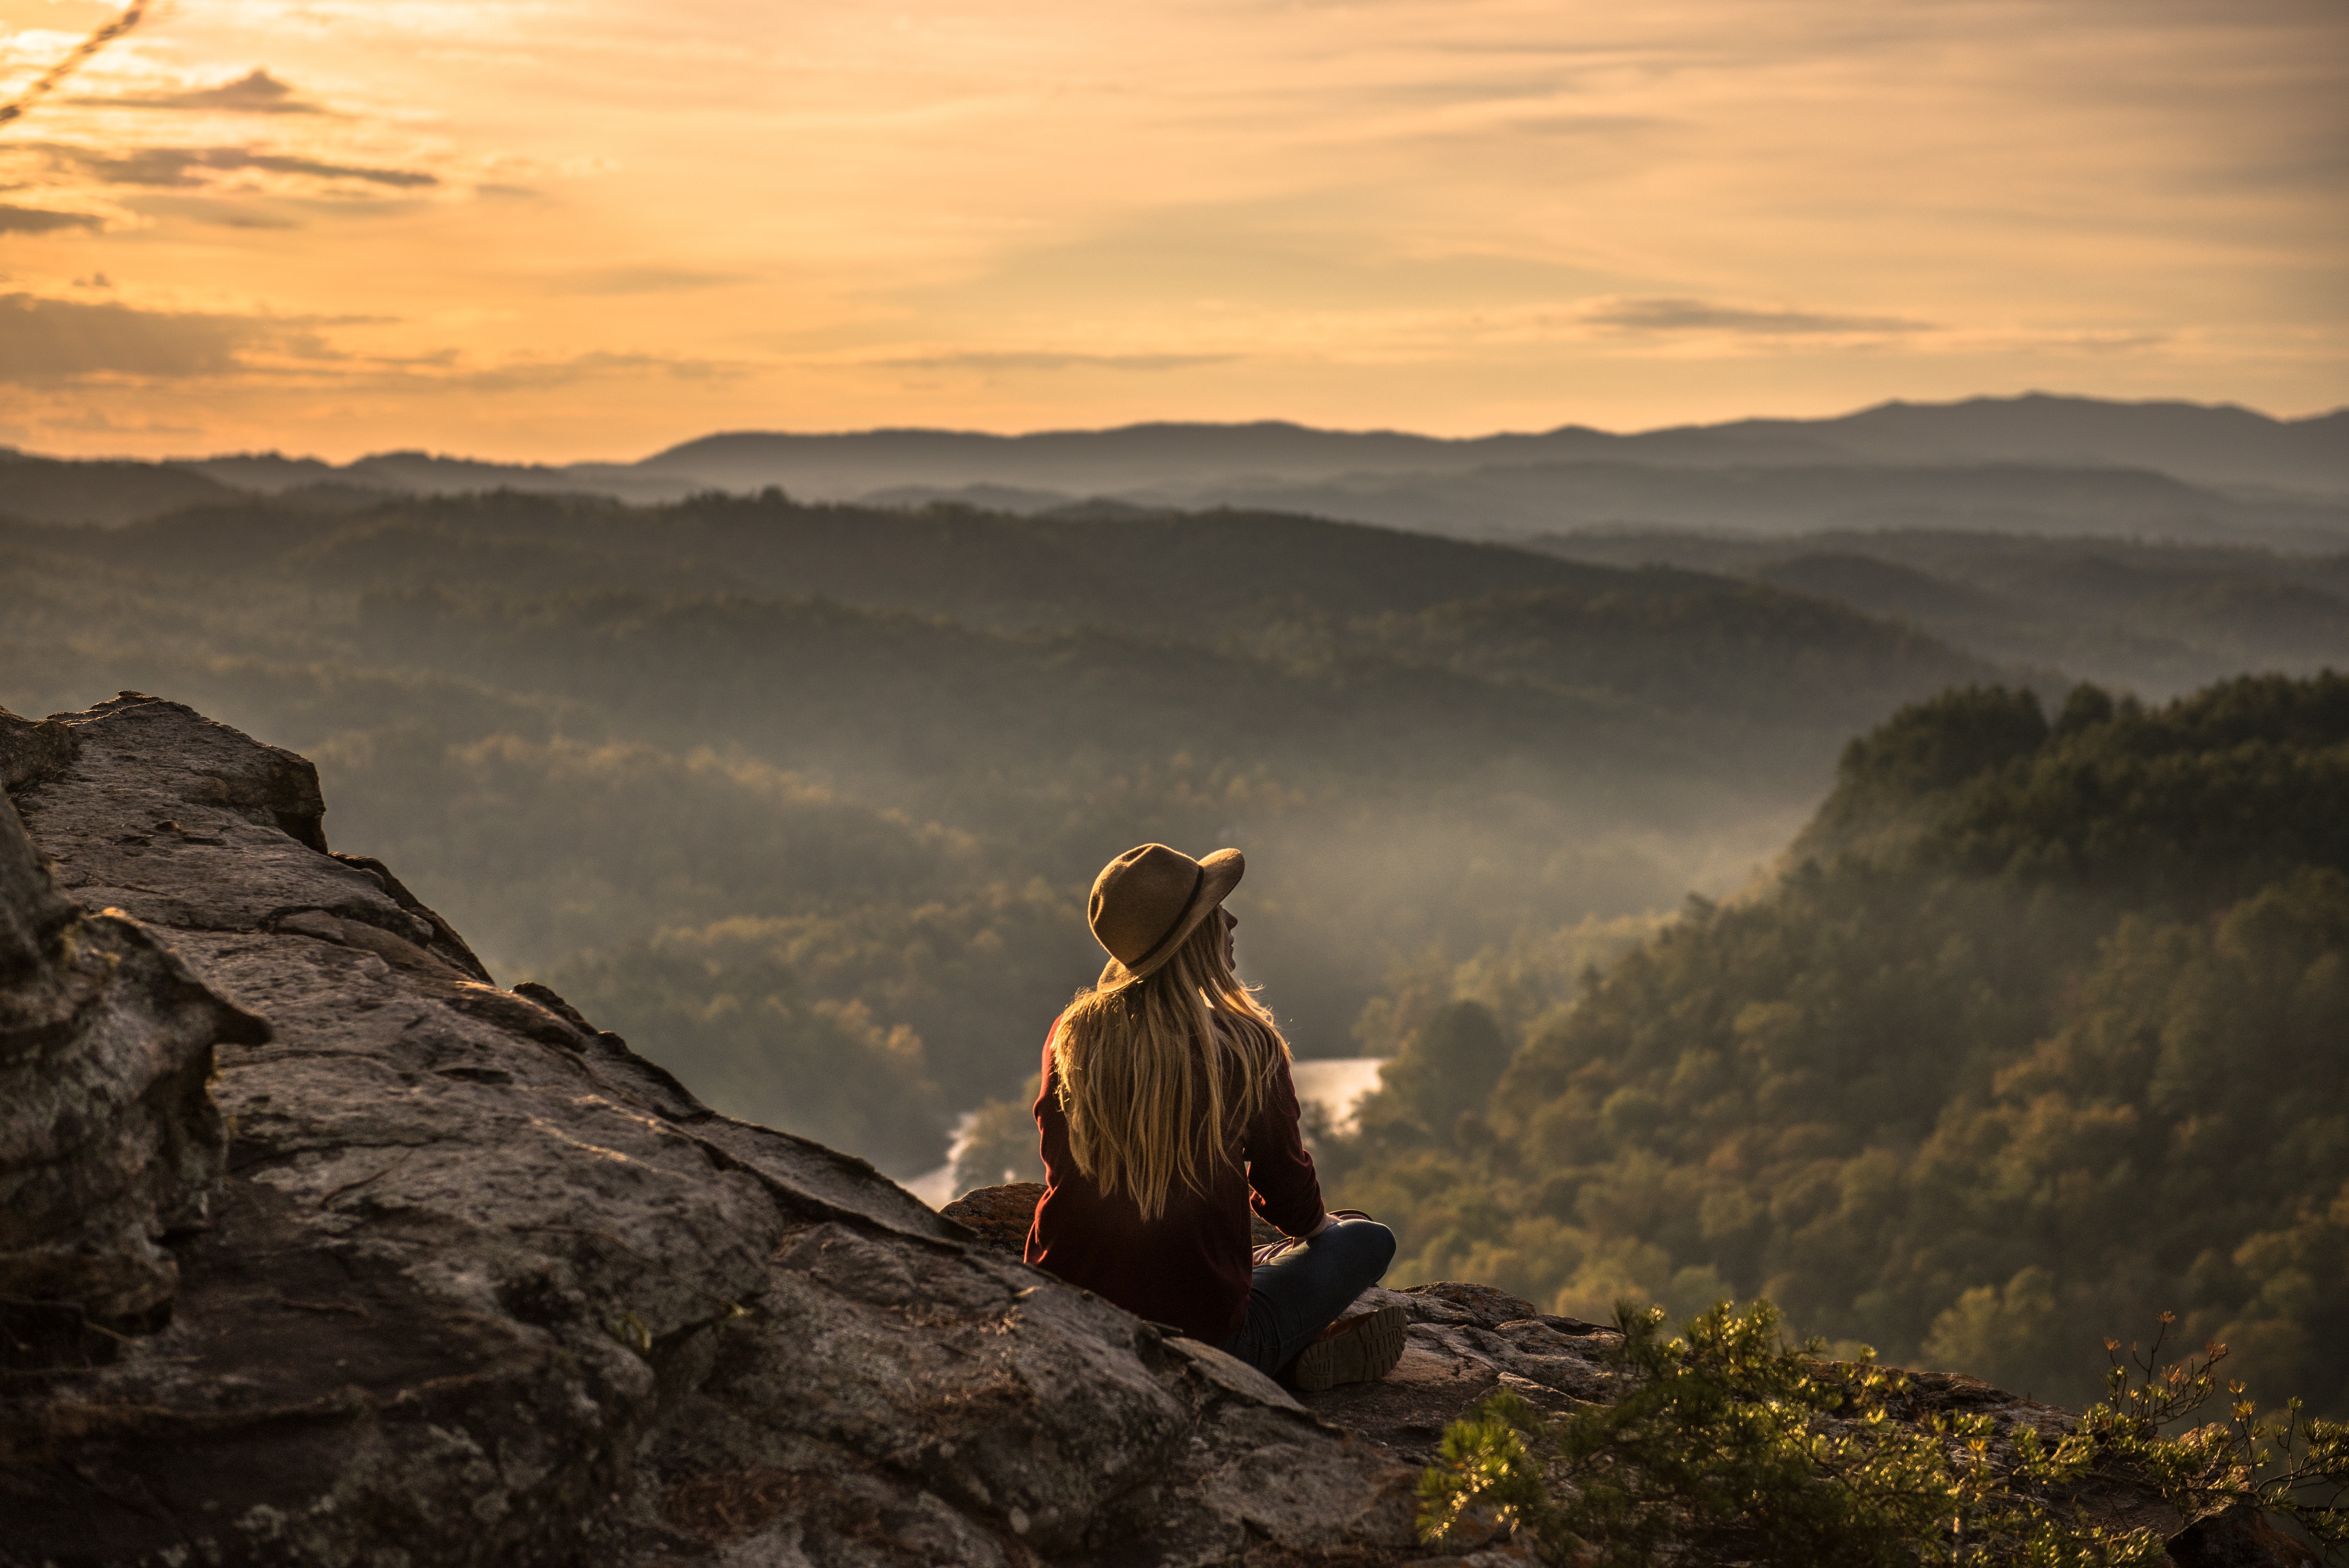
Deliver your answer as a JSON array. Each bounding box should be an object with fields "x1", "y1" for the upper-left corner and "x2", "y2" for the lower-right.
[{"x1": 1089, "y1": 842, "x2": 1244, "y2": 989}]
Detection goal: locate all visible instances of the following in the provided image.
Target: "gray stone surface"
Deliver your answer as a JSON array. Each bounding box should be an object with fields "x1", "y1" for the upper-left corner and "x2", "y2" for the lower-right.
[
  {"x1": 0, "y1": 784, "x2": 265, "y2": 1336},
  {"x1": 0, "y1": 697, "x2": 1429, "y2": 1567},
  {"x1": 940, "y1": 1187, "x2": 1624, "y2": 1470}
]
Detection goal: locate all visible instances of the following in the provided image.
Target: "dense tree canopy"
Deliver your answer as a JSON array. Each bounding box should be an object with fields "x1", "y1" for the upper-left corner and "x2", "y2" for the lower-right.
[{"x1": 1329, "y1": 675, "x2": 2349, "y2": 1415}]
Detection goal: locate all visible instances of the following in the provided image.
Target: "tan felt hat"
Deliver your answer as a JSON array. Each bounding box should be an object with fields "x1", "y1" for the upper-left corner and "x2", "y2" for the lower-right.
[{"x1": 1089, "y1": 842, "x2": 1244, "y2": 989}]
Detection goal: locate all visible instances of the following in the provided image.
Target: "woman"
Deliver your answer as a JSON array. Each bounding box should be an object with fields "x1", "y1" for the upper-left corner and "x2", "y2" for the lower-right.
[{"x1": 1025, "y1": 843, "x2": 1406, "y2": 1390}]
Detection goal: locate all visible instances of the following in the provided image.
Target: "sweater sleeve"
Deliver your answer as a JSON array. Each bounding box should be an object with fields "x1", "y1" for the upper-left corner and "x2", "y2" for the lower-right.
[{"x1": 1243, "y1": 1054, "x2": 1326, "y2": 1238}]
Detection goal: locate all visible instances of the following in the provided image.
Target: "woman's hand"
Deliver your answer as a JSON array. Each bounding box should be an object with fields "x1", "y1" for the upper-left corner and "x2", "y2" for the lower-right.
[{"x1": 1305, "y1": 1212, "x2": 1336, "y2": 1238}]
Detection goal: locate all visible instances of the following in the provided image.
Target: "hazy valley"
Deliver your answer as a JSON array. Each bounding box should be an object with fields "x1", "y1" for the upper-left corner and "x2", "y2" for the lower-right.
[{"x1": 5, "y1": 392, "x2": 2345, "y2": 1429}]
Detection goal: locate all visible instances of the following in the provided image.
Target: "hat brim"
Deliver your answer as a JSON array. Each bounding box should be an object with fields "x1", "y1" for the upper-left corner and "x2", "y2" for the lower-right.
[{"x1": 1096, "y1": 847, "x2": 1244, "y2": 990}]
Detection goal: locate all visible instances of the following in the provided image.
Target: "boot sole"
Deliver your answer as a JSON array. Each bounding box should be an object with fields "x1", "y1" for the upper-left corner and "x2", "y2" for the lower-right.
[{"x1": 1294, "y1": 1305, "x2": 1408, "y2": 1392}]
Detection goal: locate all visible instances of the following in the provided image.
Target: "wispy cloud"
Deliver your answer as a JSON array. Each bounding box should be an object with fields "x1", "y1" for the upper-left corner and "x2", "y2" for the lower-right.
[
  {"x1": 35, "y1": 405, "x2": 203, "y2": 436},
  {"x1": 433, "y1": 350, "x2": 748, "y2": 392},
  {"x1": 81, "y1": 68, "x2": 326, "y2": 115},
  {"x1": 42, "y1": 144, "x2": 437, "y2": 190},
  {"x1": 1583, "y1": 298, "x2": 1936, "y2": 337},
  {"x1": 0, "y1": 292, "x2": 287, "y2": 380},
  {"x1": 551, "y1": 265, "x2": 751, "y2": 296},
  {"x1": 0, "y1": 293, "x2": 746, "y2": 391},
  {"x1": 0, "y1": 205, "x2": 101, "y2": 236},
  {"x1": 878, "y1": 350, "x2": 1239, "y2": 373},
  {"x1": 132, "y1": 196, "x2": 305, "y2": 230}
]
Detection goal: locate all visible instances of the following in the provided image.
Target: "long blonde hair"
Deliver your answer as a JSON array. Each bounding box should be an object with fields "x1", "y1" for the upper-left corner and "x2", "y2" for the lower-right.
[{"x1": 1051, "y1": 913, "x2": 1290, "y2": 1220}]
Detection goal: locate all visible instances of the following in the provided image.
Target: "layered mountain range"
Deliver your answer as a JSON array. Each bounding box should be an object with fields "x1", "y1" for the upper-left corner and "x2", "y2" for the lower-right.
[{"x1": 7, "y1": 394, "x2": 2346, "y2": 545}]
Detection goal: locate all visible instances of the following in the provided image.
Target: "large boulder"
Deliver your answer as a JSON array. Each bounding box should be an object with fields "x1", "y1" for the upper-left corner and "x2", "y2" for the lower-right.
[
  {"x1": 0, "y1": 756, "x2": 266, "y2": 1350},
  {"x1": 0, "y1": 696, "x2": 1426, "y2": 1567}
]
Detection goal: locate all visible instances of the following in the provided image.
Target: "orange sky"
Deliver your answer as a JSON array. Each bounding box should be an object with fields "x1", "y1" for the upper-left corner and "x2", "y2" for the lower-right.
[{"x1": 2, "y1": 0, "x2": 2342, "y2": 460}]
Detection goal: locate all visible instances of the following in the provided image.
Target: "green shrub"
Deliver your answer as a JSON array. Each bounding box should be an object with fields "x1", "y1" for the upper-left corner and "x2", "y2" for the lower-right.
[
  {"x1": 2077, "y1": 1314, "x2": 2348, "y2": 1556},
  {"x1": 1417, "y1": 1299, "x2": 2347, "y2": 1566}
]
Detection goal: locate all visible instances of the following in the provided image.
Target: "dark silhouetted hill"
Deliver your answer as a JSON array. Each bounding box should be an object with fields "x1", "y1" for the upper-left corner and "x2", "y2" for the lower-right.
[
  {"x1": 1535, "y1": 528, "x2": 2349, "y2": 698},
  {"x1": 1, "y1": 450, "x2": 245, "y2": 525}
]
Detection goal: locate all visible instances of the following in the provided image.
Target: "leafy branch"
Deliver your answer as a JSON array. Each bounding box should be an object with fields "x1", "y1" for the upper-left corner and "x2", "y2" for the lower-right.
[
  {"x1": 1416, "y1": 1298, "x2": 2349, "y2": 1566},
  {"x1": 2079, "y1": 1313, "x2": 2347, "y2": 1552}
]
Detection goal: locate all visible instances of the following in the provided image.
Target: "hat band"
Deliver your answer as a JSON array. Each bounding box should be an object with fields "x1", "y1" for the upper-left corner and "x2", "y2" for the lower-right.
[{"x1": 1129, "y1": 863, "x2": 1206, "y2": 967}]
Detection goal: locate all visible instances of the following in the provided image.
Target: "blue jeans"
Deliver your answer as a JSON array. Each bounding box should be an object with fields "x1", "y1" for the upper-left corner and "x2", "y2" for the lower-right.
[{"x1": 1215, "y1": 1219, "x2": 1398, "y2": 1378}]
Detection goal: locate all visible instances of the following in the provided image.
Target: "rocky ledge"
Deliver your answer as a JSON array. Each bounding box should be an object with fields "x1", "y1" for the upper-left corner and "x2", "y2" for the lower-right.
[
  {"x1": 940, "y1": 1183, "x2": 1623, "y2": 1473},
  {"x1": 0, "y1": 695, "x2": 2308, "y2": 1567}
]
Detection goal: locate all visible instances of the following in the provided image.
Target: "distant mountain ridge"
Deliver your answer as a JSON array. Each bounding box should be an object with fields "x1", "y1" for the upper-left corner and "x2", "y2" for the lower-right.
[
  {"x1": 4, "y1": 394, "x2": 2344, "y2": 543},
  {"x1": 1096, "y1": 458, "x2": 2348, "y2": 548},
  {"x1": 636, "y1": 394, "x2": 2349, "y2": 497}
]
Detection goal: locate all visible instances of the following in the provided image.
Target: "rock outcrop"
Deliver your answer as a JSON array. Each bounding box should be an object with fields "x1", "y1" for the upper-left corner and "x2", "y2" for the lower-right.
[
  {"x1": 1, "y1": 695, "x2": 1424, "y2": 1567},
  {"x1": 0, "y1": 729, "x2": 266, "y2": 1352},
  {"x1": 942, "y1": 1183, "x2": 1623, "y2": 1473},
  {"x1": 0, "y1": 694, "x2": 2309, "y2": 1567}
]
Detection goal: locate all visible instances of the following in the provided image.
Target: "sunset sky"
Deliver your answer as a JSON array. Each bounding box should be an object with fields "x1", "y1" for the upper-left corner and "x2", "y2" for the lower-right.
[{"x1": 1, "y1": 0, "x2": 2342, "y2": 461}]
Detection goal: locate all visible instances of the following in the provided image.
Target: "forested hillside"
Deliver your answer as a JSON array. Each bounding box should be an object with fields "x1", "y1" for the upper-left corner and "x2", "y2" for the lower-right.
[
  {"x1": 0, "y1": 490, "x2": 1987, "y2": 1173},
  {"x1": 1537, "y1": 528, "x2": 2349, "y2": 699},
  {"x1": 1327, "y1": 673, "x2": 2349, "y2": 1416}
]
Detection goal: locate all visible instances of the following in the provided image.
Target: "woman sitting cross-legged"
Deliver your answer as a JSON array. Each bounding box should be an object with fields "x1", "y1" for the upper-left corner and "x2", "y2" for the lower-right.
[{"x1": 1024, "y1": 842, "x2": 1406, "y2": 1390}]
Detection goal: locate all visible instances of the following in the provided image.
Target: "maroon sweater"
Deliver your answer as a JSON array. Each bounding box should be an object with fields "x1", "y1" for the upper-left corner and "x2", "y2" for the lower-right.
[{"x1": 1022, "y1": 1022, "x2": 1327, "y2": 1341}]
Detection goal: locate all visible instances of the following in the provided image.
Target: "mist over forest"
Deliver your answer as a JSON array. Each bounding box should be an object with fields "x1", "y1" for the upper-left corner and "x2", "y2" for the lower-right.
[
  {"x1": 7, "y1": 488, "x2": 1964, "y2": 1162},
  {"x1": 1322, "y1": 676, "x2": 2349, "y2": 1418},
  {"x1": 4, "y1": 393, "x2": 2345, "y2": 1419}
]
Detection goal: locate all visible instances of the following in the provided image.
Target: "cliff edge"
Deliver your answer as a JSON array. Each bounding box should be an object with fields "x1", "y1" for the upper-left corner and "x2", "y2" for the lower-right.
[{"x1": 0, "y1": 695, "x2": 1425, "y2": 1567}]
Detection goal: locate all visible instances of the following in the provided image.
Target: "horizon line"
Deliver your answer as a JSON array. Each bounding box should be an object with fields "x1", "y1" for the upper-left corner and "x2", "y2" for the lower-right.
[{"x1": 14, "y1": 388, "x2": 2338, "y2": 471}]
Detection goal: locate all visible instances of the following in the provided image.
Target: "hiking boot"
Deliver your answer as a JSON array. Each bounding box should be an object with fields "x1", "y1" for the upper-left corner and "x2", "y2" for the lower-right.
[{"x1": 1292, "y1": 1304, "x2": 1407, "y2": 1391}]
